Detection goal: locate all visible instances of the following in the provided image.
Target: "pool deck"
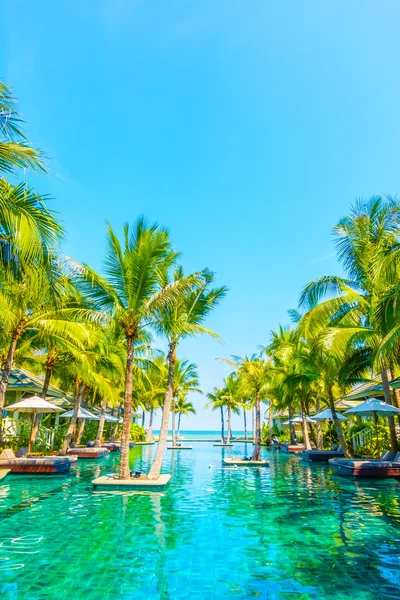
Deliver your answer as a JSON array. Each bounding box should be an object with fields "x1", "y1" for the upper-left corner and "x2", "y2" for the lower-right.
[{"x1": 92, "y1": 474, "x2": 171, "y2": 490}]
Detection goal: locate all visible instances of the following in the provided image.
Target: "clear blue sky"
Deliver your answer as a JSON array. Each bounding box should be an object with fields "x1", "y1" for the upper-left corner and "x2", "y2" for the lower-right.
[{"x1": 3, "y1": 1, "x2": 400, "y2": 430}]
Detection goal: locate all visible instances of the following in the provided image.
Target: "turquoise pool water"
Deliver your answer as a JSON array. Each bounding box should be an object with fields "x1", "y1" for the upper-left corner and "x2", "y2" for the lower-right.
[{"x1": 0, "y1": 443, "x2": 400, "y2": 599}]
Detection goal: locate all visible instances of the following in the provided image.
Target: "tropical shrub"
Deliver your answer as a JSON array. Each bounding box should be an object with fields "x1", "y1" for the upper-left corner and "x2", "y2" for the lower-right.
[{"x1": 130, "y1": 423, "x2": 146, "y2": 442}]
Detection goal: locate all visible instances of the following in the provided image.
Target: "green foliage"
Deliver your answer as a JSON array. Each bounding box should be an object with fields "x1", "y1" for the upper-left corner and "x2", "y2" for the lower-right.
[
  {"x1": 81, "y1": 420, "x2": 100, "y2": 445},
  {"x1": 354, "y1": 443, "x2": 380, "y2": 458},
  {"x1": 130, "y1": 422, "x2": 146, "y2": 442}
]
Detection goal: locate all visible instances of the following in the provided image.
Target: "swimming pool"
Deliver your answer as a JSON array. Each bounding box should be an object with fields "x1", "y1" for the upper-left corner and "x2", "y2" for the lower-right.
[{"x1": 0, "y1": 443, "x2": 399, "y2": 599}]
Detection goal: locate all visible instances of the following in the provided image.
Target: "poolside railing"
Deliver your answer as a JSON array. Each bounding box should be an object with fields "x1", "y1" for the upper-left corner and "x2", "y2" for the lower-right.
[{"x1": 350, "y1": 427, "x2": 373, "y2": 450}]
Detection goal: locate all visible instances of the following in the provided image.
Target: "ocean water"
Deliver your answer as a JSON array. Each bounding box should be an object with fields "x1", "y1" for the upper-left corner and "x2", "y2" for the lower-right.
[{"x1": 0, "y1": 442, "x2": 400, "y2": 599}]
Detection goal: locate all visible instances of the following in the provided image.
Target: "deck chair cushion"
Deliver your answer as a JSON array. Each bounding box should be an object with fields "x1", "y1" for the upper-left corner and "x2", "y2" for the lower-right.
[{"x1": 0, "y1": 449, "x2": 16, "y2": 460}]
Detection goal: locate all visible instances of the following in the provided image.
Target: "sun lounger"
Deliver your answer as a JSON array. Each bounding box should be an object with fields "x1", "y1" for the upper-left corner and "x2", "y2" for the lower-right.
[
  {"x1": 67, "y1": 447, "x2": 110, "y2": 459},
  {"x1": 0, "y1": 449, "x2": 73, "y2": 474},
  {"x1": 300, "y1": 449, "x2": 345, "y2": 463},
  {"x1": 329, "y1": 452, "x2": 400, "y2": 478},
  {"x1": 101, "y1": 442, "x2": 120, "y2": 451},
  {"x1": 281, "y1": 444, "x2": 305, "y2": 453}
]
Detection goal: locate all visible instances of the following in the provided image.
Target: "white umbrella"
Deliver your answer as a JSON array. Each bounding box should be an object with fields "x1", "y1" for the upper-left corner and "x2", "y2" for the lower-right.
[
  {"x1": 344, "y1": 397, "x2": 400, "y2": 417},
  {"x1": 312, "y1": 409, "x2": 348, "y2": 422},
  {"x1": 283, "y1": 415, "x2": 315, "y2": 424},
  {"x1": 5, "y1": 396, "x2": 64, "y2": 452},
  {"x1": 104, "y1": 414, "x2": 119, "y2": 423},
  {"x1": 5, "y1": 396, "x2": 64, "y2": 414},
  {"x1": 60, "y1": 407, "x2": 99, "y2": 420},
  {"x1": 344, "y1": 397, "x2": 400, "y2": 450}
]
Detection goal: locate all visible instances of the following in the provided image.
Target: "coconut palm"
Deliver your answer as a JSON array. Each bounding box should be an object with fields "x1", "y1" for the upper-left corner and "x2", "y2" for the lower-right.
[
  {"x1": 0, "y1": 262, "x2": 98, "y2": 444},
  {"x1": 206, "y1": 388, "x2": 226, "y2": 443},
  {"x1": 224, "y1": 355, "x2": 270, "y2": 459},
  {"x1": 0, "y1": 80, "x2": 44, "y2": 176},
  {"x1": 170, "y1": 360, "x2": 200, "y2": 444},
  {"x1": 175, "y1": 398, "x2": 196, "y2": 439},
  {"x1": 148, "y1": 268, "x2": 226, "y2": 479},
  {"x1": 299, "y1": 197, "x2": 400, "y2": 453},
  {"x1": 219, "y1": 374, "x2": 242, "y2": 444},
  {"x1": 76, "y1": 219, "x2": 201, "y2": 479}
]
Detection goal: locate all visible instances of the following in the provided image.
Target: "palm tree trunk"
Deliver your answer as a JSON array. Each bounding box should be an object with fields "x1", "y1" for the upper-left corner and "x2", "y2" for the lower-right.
[
  {"x1": 119, "y1": 335, "x2": 136, "y2": 479},
  {"x1": 288, "y1": 404, "x2": 296, "y2": 445},
  {"x1": 177, "y1": 412, "x2": 182, "y2": 438},
  {"x1": 252, "y1": 407, "x2": 255, "y2": 441},
  {"x1": 29, "y1": 363, "x2": 53, "y2": 450},
  {"x1": 252, "y1": 391, "x2": 261, "y2": 460},
  {"x1": 111, "y1": 405, "x2": 121, "y2": 441},
  {"x1": 390, "y1": 367, "x2": 400, "y2": 430},
  {"x1": 315, "y1": 397, "x2": 323, "y2": 449},
  {"x1": 94, "y1": 400, "x2": 106, "y2": 447},
  {"x1": 146, "y1": 407, "x2": 154, "y2": 442},
  {"x1": 0, "y1": 329, "x2": 21, "y2": 444},
  {"x1": 227, "y1": 406, "x2": 232, "y2": 444},
  {"x1": 59, "y1": 382, "x2": 84, "y2": 455},
  {"x1": 148, "y1": 342, "x2": 176, "y2": 479},
  {"x1": 268, "y1": 405, "x2": 272, "y2": 436},
  {"x1": 76, "y1": 419, "x2": 85, "y2": 445},
  {"x1": 243, "y1": 409, "x2": 247, "y2": 440},
  {"x1": 300, "y1": 400, "x2": 311, "y2": 450},
  {"x1": 328, "y1": 387, "x2": 351, "y2": 458},
  {"x1": 220, "y1": 406, "x2": 225, "y2": 443},
  {"x1": 171, "y1": 399, "x2": 176, "y2": 446},
  {"x1": 381, "y1": 365, "x2": 398, "y2": 454}
]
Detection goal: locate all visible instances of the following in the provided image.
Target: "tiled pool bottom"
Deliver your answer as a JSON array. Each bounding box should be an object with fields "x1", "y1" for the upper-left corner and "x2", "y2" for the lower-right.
[{"x1": 0, "y1": 445, "x2": 400, "y2": 600}]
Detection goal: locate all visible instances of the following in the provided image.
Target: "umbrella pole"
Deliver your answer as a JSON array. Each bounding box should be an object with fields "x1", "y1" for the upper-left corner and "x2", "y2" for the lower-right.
[
  {"x1": 28, "y1": 411, "x2": 35, "y2": 454},
  {"x1": 374, "y1": 412, "x2": 379, "y2": 456}
]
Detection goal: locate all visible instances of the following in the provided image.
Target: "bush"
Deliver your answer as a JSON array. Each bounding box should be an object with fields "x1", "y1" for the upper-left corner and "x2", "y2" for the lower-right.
[{"x1": 130, "y1": 423, "x2": 145, "y2": 442}]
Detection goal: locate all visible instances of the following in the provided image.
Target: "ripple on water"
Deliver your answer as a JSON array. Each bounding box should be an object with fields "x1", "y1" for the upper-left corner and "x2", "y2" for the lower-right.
[{"x1": 0, "y1": 444, "x2": 399, "y2": 599}]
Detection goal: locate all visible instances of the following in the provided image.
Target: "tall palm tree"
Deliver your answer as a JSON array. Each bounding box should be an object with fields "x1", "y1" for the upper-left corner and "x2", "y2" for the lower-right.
[
  {"x1": 206, "y1": 388, "x2": 226, "y2": 443},
  {"x1": 0, "y1": 80, "x2": 44, "y2": 176},
  {"x1": 77, "y1": 219, "x2": 197, "y2": 479},
  {"x1": 175, "y1": 397, "x2": 196, "y2": 439},
  {"x1": 224, "y1": 355, "x2": 270, "y2": 460},
  {"x1": 148, "y1": 268, "x2": 226, "y2": 479},
  {"x1": 0, "y1": 263, "x2": 95, "y2": 443},
  {"x1": 170, "y1": 359, "x2": 200, "y2": 445},
  {"x1": 299, "y1": 197, "x2": 400, "y2": 453},
  {"x1": 219, "y1": 374, "x2": 242, "y2": 443}
]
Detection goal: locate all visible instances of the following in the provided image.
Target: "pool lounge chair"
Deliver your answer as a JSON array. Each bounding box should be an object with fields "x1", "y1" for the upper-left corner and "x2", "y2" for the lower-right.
[
  {"x1": 281, "y1": 443, "x2": 305, "y2": 454},
  {"x1": 300, "y1": 446, "x2": 345, "y2": 463},
  {"x1": 67, "y1": 447, "x2": 110, "y2": 459},
  {"x1": 329, "y1": 451, "x2": 400, "y2": 478},
  {"x1": 0, "y1": 449, "x2": 73, "y2": 474}
]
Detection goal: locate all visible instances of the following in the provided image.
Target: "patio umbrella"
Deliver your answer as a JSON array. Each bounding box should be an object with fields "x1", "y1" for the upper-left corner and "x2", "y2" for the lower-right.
[
  {"x1": 283, "y1": 415, "x2": 316, "y2": 424},
  {"x1": 5, "y1": 396, "x2": 64, "y2": 452},
  {"x1": 312, "y1": 409, "x2": 348, "y2": 422},
  {"x1": 60, "y1": 407, "x2": 99, "y2": 420},
  {"x1": 344, "y1": 397, "x2": 400, "y2": 451}
]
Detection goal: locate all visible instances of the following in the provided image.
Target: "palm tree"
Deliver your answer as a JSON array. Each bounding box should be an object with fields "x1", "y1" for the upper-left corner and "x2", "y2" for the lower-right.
[
  {"x1": 0, "y1": 262, "x2": 96, "y2": 444},
  {"x1": 299, "y1": 197, "x2": 400, "y2": 453},
  {"x1": 148, "y1": 268, "x2": 226, "y2": 479},
  {"x1": 170, "y1": 359, "x2": 200, "y2": 445},
  {"x1": 206, "y1": 388, "x2": 226, "y2": 443},
  {"x1": 224, "y1": 355, "x2": 270, "y2": 459},
  {"x1": 175, "y1": 397, "x2": 196, "y2": 439},
  {"x1": 77, "y1": 219, "x2": 198, "y2": 479},
  {"x1": 0, "y1": 80, "x2": 44, "y2": 176},
  {"x1": 219, "y1": 374, "x2": 242, "y2": 443}
]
